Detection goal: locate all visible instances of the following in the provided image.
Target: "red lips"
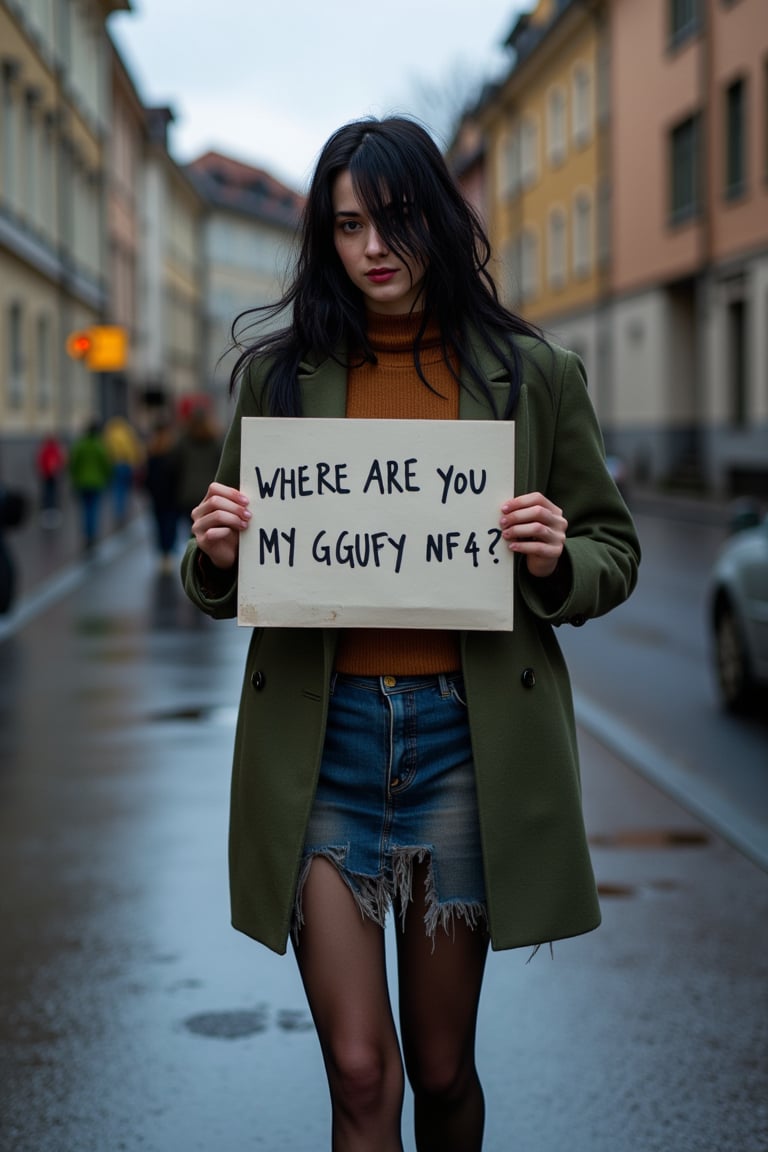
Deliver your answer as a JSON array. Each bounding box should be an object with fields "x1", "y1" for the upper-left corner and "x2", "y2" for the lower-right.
[{"x1": 366, "y1": 268, "x2": 396, "y2": 283}]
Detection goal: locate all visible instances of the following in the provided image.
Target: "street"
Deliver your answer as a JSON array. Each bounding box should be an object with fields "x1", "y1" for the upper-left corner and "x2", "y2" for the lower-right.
[{"x1": 1, "y1": 499, "x2": 767, "y2": 1152}]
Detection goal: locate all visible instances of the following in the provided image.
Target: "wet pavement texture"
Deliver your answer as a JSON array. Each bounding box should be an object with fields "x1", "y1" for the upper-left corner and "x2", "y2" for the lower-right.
[{"x1": 1, "y1": 511, "x2": 767, "y2": 1151}]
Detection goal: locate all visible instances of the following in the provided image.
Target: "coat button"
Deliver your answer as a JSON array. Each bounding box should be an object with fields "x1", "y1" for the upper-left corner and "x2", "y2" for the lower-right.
[
  {"x1": 521, "y1": 667, "x2": 536, "y2": 689},
  {"x1": 570, "y1": 613, "x2": 587, "y2": 627},
  {"x1": 251, "y1": 670, "x2": 266, "y2": 691}
]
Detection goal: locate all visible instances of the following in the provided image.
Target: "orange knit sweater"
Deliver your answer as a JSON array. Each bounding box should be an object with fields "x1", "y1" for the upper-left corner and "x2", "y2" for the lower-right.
[{"x1": 334, "y1": 312, "x2": 462, "y2": 675}]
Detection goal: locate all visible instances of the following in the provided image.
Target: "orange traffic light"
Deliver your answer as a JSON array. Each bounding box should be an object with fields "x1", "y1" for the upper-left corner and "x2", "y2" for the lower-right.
[
  {"x1": 65, "y1": 326, "x2": 127, "y2": 370},
  {"x1": 66, "y1": 331, "x2": 92, "y2": 359}
]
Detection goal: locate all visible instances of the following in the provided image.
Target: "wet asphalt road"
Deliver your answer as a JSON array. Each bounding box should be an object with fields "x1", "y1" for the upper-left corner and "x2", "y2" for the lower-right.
[{"x1": 1, "y1": 509, "x2": 767, "y2": 1151}]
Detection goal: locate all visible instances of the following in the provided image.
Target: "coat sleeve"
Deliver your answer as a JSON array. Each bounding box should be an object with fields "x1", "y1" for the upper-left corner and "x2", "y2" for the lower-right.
[
  {"x1": 517, "y1": 347, "x2": 640, "y2": 626},
  {"x1": 180, "y1": 358, "x2": 271, "y2": 620}
]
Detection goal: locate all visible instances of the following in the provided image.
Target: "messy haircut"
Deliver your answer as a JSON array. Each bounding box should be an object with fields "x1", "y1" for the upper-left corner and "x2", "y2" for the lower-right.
[{"x1": 229, "y1": 115, "x2": 546, "y2": 418}]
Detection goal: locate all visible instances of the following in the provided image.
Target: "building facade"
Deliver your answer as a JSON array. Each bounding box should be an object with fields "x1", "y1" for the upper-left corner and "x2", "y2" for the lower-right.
[
  {"x1": 467, "y1": 0, "x2": 768, "y2": 495},
  {"x1": 610, "y1": 0, "x2": 768, "y2": 493},
  {"x1": 0, "y1": 0, "x2": 128, "y2": 483},
  {"x1": 137, "y1": 107, "x2": 206, "y2": 421},
  {"x1": 184, "y1": 151, "x2": 304, "y2": 423},
  {"x1": 0, "y1": 1, "x2": 303, "y2": 504}
]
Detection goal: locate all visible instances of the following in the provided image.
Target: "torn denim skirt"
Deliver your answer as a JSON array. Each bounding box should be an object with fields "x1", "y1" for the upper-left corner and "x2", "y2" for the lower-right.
[{"x1": 293, "y1": 672, "x2": 488, "y2": 942}]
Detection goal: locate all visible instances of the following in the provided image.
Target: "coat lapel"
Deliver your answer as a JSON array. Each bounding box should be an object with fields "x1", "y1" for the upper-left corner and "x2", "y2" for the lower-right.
[
  {"x1": 298, "y1": 352, "x2": 347, "y2": 419},
  {"x1": 459, "y1": 336, "x2": 530, "y2": 498}
]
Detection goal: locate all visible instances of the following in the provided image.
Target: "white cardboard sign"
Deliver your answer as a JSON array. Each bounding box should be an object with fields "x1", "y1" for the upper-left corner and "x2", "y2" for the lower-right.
[{"x1": 238, "y1": 418, "x2": 515, "y2": 630}]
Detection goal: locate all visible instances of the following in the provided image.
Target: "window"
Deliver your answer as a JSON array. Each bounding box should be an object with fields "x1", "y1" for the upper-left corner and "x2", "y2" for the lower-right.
[
  {"x1": 499, "y1": 124, "x2": 521, "y2": 200},
  {"x1": 573, "y1": 192, "x2": 593, "y2": 278},
  {"x1": 669, "y1": 0, "x2": 698, "y2": 48},
  {"x1": 726, "y1": 298, "x2": 748, "y2": 426},
  {"x1": 547, "y1": 87, "x2": 567, "y2": 166},
  {"x1": 7, "y1": 301, "x2": 25, "y2": 409},
  {"x1": 670, "y1": 114, "x2": 700, "y2": 222},
  {"x1": 547, "y1": 209, "x2": 567, "y2": 289},
  {"x1": 520, "y1": 116, "x2": 539, "y2": 187},
  {"x1": 724, "y1": 77, "x2": 747, "y2": 199},
  {"x1": 36, "y1": 313, "x2": 53, "y2": 409},
  {"x1": 2, "y1": 63, "x2": 19, "y2": 211},
  {"x1": 572, "y1": 66, "x2": 592, "y2": 147}
]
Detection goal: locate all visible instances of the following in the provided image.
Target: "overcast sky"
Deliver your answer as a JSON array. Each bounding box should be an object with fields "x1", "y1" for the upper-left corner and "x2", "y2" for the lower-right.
[{"x1": 108, "y1": 0, "x2": 525, "y2": 191}]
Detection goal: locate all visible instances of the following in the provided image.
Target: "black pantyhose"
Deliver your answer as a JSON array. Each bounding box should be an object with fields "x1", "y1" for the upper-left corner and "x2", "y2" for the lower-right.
[
  {"x1": 396, "y1": 860, "x2": 489, "y2": 1151},
  {"x1": 294, "y1": 857, "x2": 405, "y2": 1151},
  {"x1": 293, "y1": 856, "x2": 489, "y2": 1152}
]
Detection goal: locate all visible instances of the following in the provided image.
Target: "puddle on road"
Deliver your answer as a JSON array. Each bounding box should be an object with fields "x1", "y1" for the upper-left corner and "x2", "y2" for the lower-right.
[
  {"x1": 149, "y1": 705, "x2": 238, "y2": 726},
  {"x1": 183, "y1": 1006, "x2": 314, "y2": 1039},
  {"x1": 589, "y1": 829, "x2": 710, "y2": 848},
  {"x1": 597, "y1": 879, "x2": 682, "y2": 899},
  {"x1": 592, "y1": 828, "x2": 709, "y2": 899}
]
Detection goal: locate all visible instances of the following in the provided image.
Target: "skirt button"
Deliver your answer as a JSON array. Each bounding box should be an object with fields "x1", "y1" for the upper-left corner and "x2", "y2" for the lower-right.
[{"x1": 383, "y1": 675, "x2": 397, "y2": 688}]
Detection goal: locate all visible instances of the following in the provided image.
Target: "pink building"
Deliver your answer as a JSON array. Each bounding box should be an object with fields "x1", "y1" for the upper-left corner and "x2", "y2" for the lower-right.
[{"x1": 610, "y1": 0, "x2": 768, "y2": 494}]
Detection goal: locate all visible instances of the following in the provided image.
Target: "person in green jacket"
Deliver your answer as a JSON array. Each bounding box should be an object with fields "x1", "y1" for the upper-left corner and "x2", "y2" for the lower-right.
[
  {"x1": 183, "y1": 117, "x2": 640, "y2": 1152},
  {"x1": 68, "y1": 420, "x2": 112, "y2": 551}
]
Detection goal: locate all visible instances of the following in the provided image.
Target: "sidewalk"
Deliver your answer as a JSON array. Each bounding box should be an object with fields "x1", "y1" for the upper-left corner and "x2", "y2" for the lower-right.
[{"x1": 2, "y1": 487, "x2": 165, "y2": 609}]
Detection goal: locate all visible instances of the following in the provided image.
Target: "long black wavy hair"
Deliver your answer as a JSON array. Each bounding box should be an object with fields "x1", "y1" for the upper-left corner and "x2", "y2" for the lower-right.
[{"x1": 229, "y1": 115, "x2": 545, "y2": 419}]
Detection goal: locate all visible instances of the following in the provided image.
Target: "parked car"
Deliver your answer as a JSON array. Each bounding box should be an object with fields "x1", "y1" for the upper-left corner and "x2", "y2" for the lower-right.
[{"x1": 708, "y1": 503, "x2": 768, "y2": 714}]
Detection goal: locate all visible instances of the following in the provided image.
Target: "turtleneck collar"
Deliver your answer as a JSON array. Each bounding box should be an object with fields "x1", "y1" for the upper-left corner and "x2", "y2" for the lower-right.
[{"x1": 364, "y1": 310, "x2": 442, "y2": 355}]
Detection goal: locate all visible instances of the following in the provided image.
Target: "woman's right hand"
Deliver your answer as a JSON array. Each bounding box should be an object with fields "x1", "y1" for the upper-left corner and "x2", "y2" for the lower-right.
[{"x1": 191, "y1": 482, "x2": 251, "y2": 571}]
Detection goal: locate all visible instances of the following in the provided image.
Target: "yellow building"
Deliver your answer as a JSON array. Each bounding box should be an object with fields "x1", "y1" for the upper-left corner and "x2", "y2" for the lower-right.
[
  {"x1": 0, "y1": 0, "x2": 129, "y2": 441},
  {"x1": 478, "y1": 0, "x2": 612, "y2": 415}
]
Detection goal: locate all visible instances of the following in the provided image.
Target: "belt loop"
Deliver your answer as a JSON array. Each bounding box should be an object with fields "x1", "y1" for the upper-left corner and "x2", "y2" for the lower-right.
[
  {"x1": 438, "y1": 673, "x2": 450, "y2": 697},
  {"x1": 329, "y1": 672, "x2": 338, "y2": 697}
]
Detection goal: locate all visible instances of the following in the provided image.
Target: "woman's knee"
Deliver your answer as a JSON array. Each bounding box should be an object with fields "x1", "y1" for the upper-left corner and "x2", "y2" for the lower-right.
[
  {"x1": 405, "y1": 1045, "x2": 475, "y2": 1103},
  {"x1": 327, "y1": 1039, "x2": 403, "y2": 1116}
]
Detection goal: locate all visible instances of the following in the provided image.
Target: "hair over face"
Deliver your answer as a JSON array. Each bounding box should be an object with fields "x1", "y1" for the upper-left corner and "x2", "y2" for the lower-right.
[{"x1": 230, "y1": 116, "x2": 544, "y2": 418}]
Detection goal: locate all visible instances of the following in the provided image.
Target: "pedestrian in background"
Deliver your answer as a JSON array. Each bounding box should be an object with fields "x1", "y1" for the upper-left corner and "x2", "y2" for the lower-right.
[
  {"x1": 103, "y1": 416, "x2": 144, "y2": 527},
  {"x1": 144, "y1": 420, "x2": 179, "y2": 573},
  {"x1": 173, "y1": 406, "x2": 222, "y2": 538},
  {"x1": 35, "y1": 434, "x2": 66, "y2": 528},
  {"x1": 182, "y1": 117, "x2": 640, "y2": 1151},
  {"x1": 68, "y1": 420, "x2": 112, "y2": 553}
]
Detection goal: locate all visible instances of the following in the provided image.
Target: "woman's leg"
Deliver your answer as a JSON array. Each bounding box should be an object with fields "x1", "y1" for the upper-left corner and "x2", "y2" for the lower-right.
[
  {"x1": 396, "y1": 859, "x2": 489, "y2": 1152},
  {"x1": 293, "y1": 856, "x2": 405, "y2": 1152}
]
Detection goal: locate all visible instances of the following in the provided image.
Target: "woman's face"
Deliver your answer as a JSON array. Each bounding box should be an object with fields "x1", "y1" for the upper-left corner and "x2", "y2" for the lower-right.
[{"x1": 331, "y1": 169, "x2": 426, "y2": 315}]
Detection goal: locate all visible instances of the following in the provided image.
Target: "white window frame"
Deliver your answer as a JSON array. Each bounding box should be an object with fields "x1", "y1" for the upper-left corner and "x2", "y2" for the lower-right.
[
  {"x1": 572, "y1": 64, "x2": 593, "y2": 147},
  {"x1": 547, "y1": 86, "x2": 567, "y2": 167},
  {"x1": 520, "y1": 115, "x2": 539, "y2": 187}
]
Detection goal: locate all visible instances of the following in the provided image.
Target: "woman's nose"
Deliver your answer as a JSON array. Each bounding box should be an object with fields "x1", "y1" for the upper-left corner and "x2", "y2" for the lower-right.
[{"x1": 365, "y1": 227, "x2": 388, "y2": 255}]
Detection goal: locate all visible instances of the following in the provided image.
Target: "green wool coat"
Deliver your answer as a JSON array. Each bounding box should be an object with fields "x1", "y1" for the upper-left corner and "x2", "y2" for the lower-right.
[{"x1": 182, "y1": 334, "x2": 640, "y2": 955}]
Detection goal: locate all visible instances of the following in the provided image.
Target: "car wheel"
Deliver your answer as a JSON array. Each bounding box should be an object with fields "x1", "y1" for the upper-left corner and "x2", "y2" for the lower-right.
[{"x1": 714, "y1": 600, "x2": 757, "y2": 714}]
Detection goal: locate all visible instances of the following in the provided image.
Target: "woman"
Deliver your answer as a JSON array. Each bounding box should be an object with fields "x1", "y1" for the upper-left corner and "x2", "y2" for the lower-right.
[{"x1": 182, "y1": 117, "x2": 640, "y2": 1152}]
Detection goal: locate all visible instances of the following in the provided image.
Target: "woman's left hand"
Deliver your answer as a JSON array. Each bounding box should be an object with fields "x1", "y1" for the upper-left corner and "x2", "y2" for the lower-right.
[{"x1": 499, "y1": 492, "x2": 567, "y2": 579}]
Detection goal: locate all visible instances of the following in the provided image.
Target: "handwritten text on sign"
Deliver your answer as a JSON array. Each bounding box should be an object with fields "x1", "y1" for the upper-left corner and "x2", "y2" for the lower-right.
[{"x1": 237, "y1": 418, "x2": 515, "y2": 629}]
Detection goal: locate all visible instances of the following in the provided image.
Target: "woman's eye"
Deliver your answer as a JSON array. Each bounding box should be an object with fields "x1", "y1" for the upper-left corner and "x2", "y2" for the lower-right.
[{"x1": 340, "y1": 220, "x2": 361, "y2": 234}]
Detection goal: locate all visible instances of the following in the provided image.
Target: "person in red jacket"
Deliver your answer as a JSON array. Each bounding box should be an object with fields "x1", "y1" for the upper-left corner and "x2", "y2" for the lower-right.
[{"x1": 35, "y1": 435, "x2": 66, "y2": 527}]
